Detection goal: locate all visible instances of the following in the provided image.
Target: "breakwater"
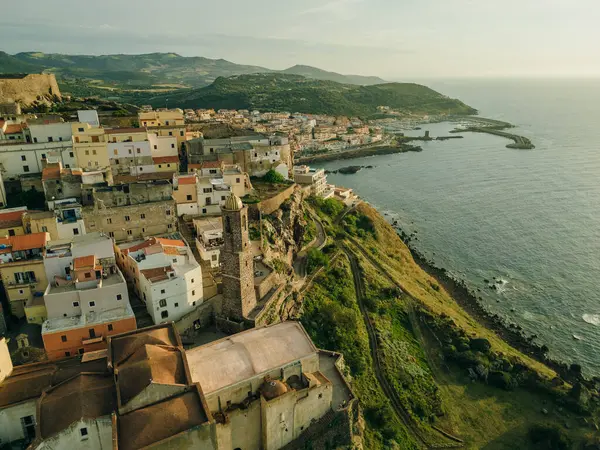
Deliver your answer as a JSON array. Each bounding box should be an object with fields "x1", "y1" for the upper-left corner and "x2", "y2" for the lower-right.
[
  {"x1": 295, "y1": 144, "x2": 421, "y2": 164},
  {"x1": 449, "y1": 116, "x2": 535, "y2": 149}
]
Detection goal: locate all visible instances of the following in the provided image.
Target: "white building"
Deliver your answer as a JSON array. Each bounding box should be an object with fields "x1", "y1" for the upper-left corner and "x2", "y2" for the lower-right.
[
  {"x1": 148, "y1": 133, "x2": 178, "y2": 157},
  {"x1": 28, "y1": 122, "x2": 73, "y2": 144},
  {"x1": 0, "y1": 142, "x2": 76, "y2": 179},
  {"x1": 115, "y1": 237, "x2": 203, "y2": 324},
  {"x1": 193, "y1": 216, "x2": 223, "y2": 268},
  {"x1": 77, "y1": 110, "x2": 100, "y2": 127},
  {"x1": 293, "y1": 165, "x2": 327, "y2": 197}
]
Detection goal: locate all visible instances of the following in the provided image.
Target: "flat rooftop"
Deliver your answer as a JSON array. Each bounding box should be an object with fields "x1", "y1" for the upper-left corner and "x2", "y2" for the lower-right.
[
  {"x1": 46, "y1": 272, "x2": 124, "y2": 294},
  {"x1": 42, "y1": 303, "x2": 134, "y2": 334},
  {"x1": 185, "y1": 322, "x2": 317, "y2": 394}
]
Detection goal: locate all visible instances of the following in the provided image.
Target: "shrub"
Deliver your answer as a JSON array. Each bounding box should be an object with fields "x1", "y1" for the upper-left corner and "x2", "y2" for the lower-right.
[
  {"x1": 469, "y1": 338, "x2": 492, "y2": 353},
  {"x1": 306, "y1": 248, "x2": 329, "y2": 274},
  {"x1": 528, "y1": 424, "x2": 571, "y2": 450},
  {"x1": 262, "y1": 169, "x2": 285, "y2": 183},
  {"x1": 488, "y1": 371, "x2": 517, "y2": 390}
]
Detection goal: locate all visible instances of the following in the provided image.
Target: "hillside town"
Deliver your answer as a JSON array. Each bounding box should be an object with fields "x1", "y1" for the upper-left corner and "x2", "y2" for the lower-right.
[{"x1": 0, "y1": 88, "x2": 361, "y2": 449}]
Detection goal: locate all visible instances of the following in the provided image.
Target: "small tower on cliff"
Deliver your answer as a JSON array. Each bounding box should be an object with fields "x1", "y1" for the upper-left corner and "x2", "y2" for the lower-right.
[{"x1": 221, "y1": 192, "x2": 257, "y2": 321}]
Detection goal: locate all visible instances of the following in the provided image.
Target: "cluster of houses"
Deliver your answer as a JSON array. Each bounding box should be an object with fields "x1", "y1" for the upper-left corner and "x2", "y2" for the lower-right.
[
  {"x1": 174, "y1": 107, "x2": 384, "y2": 156},
  {"x1": 0, "y1": 102, "x2": 360, "y2": 449}
]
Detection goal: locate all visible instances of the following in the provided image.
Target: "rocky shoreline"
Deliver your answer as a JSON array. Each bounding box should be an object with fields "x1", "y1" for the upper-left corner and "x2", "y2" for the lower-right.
[
  {"x1": 391, "y1": 224, "x2": 598, "y2": 386},
  {"x1": 295, "y1": 143, "x2": 421, "y2": 165}
]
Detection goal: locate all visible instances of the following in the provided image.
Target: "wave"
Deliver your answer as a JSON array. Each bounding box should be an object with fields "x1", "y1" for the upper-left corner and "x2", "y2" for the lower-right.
[{"x1": 582, "y1": 314, "x2": 600, "y2": 326}]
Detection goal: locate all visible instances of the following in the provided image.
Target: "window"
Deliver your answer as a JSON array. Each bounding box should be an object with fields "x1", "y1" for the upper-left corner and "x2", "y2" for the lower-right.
[
  {"x1": 116, "y1": 294, "x2": 122, "y2": 300},
  {"x1": 153, "y1": 145, "x2": 157, "y2": 150},
  {"x1": 212, "y1": 254, "x2": 217, "y2": 261},
  {"x1": 41, "y1": 153, "x2": 46, "y2": 159},
  {"x1": 92, "y1": 150, "x2": 97, "y2": 155},
  {"x1": 78, "y1": 348, "x2": 84, "y2": 354},
  {"x1": 18, "y1": 289, "x2": 24, "y2": 294},
  {"x1": 85, "y1": 272, "x2": 91, "y2": 279},
  {"x1": 166, "y1": 210, "x2": 171, "y2": 215},
  {"x1": 65, "y1": 351, "x2": 71, "y2": 357},
  {"x1": 8, "y1": 229, "x2": 15, "y2": 236},
  {"x1": 191, "y1": 279, "x2": 194, "y2": 283},
  {"x1": 108, "y1": 324, "x2": 113, "y2": 331},
  {"x1": 124, "y1": 215, "x2": 130, "y2": 221},
  {"x1": 180, "y1": 131, "x2": 184, "y2": 137},
  {"x1": 73, "y1": 228, "x2": 79, "y2": 235},
  {"x1": 61, "y1": 335, "x2": 67, "y2": 342},
  {"x1": 33, "y1": 137, "x2": 38, "y2": 143},
  {"x1": 140, "y1": 213, "x2": 146, "y2": 219},
  {"x1": 89, "y1": 301, "x2": 96, "y2": 307},
  {"x1": 73, "y1": 301, "x2": 79, "y2": 307},
  {"x1": 95, "y1": 161, "x2": 99, "y2": 166},
  {"x1": 158, "y1": 165, "x2": 162, "y2": 168},
  {"x1": 78, "y1": 127, "x2": 84, "y2": 132},
  {"x1": 65, "y1": 164, "x2": 70, "y2": 168},
  {"x1": 168, "y1": 131, "x2": 173, "y2": 136},
  {"x1": 109, "y1": 231, "x2": 115, "y2": 238},
  {"x1": 221, "y1": 196, "x2": 226, "y2": 201},
  {"x1": 127, "y1": 230, "x2": 133, "y2": 236},
  {"x1": 85, "y1": 150, "x2": 89, "y2": 155},
  {"x1": 128, "y1": 148, "x2": 132, "y2": 154},
  {"x1": 202, "y1": 208, "x2": 207, "y2": 214},
  {"x1": 173, "y1": 258, "x2": 177, "y2": 263},
  {"x1": 161, "y1": 289, "x2": 165, "y2": 294},
  {"x1": 89, "y1": 329, "x2": 96, "y2": 339},
  {"x1": 59, "y1": 137, "x2": 63, "y2": 141},
  {"x1": 192, "y1": 301, "x2": 196, "y2": 306},
  {"x1": 139, "y1": 167, "x2": 143, "y2": 172},
  {"x1": 167, "y1": 164, "x2": 171, "y2": 167},
  {"x1": 23, "y1": 165, "x2": 29, "y2": 172},
  {"x1": 171, "y1": 143, "x2": 175, "y2": 148},
  {"x1": 21, "y1": 155, "x2": 26, "y2": 161},
  {"x1": 203, "y1": 188, "x2": 212, "y2": 193},
  {"x1": 80, "y1": 427, "x2": 88, "y2": 438},
  {"x1": 165, "y1": 121, "x2": 169, "y2": 126},
  {"x1": 69, "y1": 152, "x2": 74, "y2": 157},
  {"x1": 167, "y1": 224, "x2": 173, "y2": 229},
  {"x1": 161, "y1": 310, "x2": 169, "y2": 319},
  {"x1": 107, "y1": 218, "x2": 112, "y2": 224},
  {"x1": 192, "y1": 290, "x2": 196, "y2": 296},
  {"x1": 236, "y1": 177, "x2": 241, "y2": 183},
  {"x1": 186, "y1": 194, "x2": 192, "y2": 201},
  {"x1": 115, "y1": 158, "x2": 119, "y2": 164},
  {"x1": 136, "y1": 148, "x2": 141, "y2": 154},
  {"x1": 174, "y1": 302, "x2": 179, "y2": 307}
]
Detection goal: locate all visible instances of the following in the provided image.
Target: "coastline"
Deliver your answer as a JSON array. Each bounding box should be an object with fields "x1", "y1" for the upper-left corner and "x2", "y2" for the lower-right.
[
  {"x1": 295, "y1": 143, "x2": 421, "y2": 165},
  {"x1": 379, "y1": 216, "x2": 597, "y2": 385}
]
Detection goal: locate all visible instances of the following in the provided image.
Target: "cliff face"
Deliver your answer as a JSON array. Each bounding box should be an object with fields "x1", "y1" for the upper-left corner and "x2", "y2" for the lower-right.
[{"x1": 0, "y1": 73, "x2": 62, "y2": 106}]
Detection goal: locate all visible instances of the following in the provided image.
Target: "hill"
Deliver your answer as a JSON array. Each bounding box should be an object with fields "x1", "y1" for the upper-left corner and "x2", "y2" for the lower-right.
[
  {"x1": 147, "y1": 73, "x2": 477, "y2": 117},
  {"x1": 0, "y1": 52, "x2": 386, "y2": 89},
  {"x1": 281, "y1": 64, "x2": 385, "y2": 85}
]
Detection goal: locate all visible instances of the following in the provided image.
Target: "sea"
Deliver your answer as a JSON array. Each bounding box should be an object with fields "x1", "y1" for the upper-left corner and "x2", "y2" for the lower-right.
[{"x1": 315, "y1": 78, "x2": 600, "y2": 376}]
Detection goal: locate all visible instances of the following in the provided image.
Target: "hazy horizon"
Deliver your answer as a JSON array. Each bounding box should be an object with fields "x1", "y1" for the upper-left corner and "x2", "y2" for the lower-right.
[{"x1": 2, "y1": 0, "x2": 599, "y2": 79}]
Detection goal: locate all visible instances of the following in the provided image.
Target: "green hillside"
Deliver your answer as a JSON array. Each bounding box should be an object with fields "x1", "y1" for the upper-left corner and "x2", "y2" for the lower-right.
[
  {"x1": 148, "y1": 73, "x2": 477, "y2": 117},
  {"x1": 282, "y1": 64, "x2": 385, "y2": 85},
  {"x1": 0, "y1": 52, "x2": 386, "y2": 89}
]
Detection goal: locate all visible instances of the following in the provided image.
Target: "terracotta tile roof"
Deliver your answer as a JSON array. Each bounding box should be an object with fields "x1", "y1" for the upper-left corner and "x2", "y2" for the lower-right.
[
  {"x1": 177, "y1": 176, "x2": 196, "y2": 185},
  {"x1": 122, "y1": 238, "x2": 157, "y2": 255},
  {"x1": 140, "y1": 266, "x2": 173, "y2": 283},
  {"x1": 201, "y1": 161, "x2": 222, "y2": 169},
  {"x1": 0, "y1": 356, "x2": 108, "y2": 409},
  {"x1": 9, "y1": 232, "x2": 47, "y2": 251},
  {"x1": 42, "y1": 166, "x2": 61, "y2": 181},
  {"x1": 0, "y1": 209, "x2": 26, "y2": 228},
  {"x1": 163, "y1": 246, "x2": 181, "y2": 256},
  {"x1": 188, "y1": 163, "x2": 201, "y2": 171},
  {"x1": 155, "y1": 238, "x2": 185, "y2": 247},
  {"x1": 73, "y1": 255, "x2": 95, "y2": 270},
  {"x1": 153, "y1": 156, "x2": 179, "y2": 164},
  {"x1": 4, "y1": 123, "x2": 24, "y2": 134},
  {"x1": 105, "y1": 127, "x2": 146, "y2": 134},
  {"x1": 110, "y1": 326, "x2": 179, "y2": 366},
  {"x1": 116, "y1": 345, "x2": 187, "y2": 405},
  {"x1": 117, "y1": 390, "x2": 208, "y2": 450},
  {"x1": 39, "y1": 373, "x2": 116, "y2": 439}
]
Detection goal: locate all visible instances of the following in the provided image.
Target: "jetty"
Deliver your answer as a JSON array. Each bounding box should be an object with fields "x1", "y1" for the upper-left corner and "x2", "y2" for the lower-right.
[{"x1": 449, "y1": 116, "x2": 535, "y2": 149}]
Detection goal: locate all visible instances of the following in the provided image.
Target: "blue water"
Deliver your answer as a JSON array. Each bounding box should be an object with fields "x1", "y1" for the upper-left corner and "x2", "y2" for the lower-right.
[{"x1": 317, "y1": 78, "x2": 600, "y2": 375}]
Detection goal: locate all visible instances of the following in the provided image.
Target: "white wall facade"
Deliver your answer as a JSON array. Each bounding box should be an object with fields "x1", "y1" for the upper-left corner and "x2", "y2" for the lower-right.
[
  {"x1": 56, "y1": 220, "x2": 86, "y2": 240},
  {"x1": 148, "y1": 134, "x2": 178, "y2": 157},
  {"x1": 28, "y1": 123, "x2": 73, "y2": 144},
  {"x1": 0, "y1": 400, "x2": 37, "y2": 445},
  {"x1": 0, "y1": 142, "x2": 74, "y2": 178}
]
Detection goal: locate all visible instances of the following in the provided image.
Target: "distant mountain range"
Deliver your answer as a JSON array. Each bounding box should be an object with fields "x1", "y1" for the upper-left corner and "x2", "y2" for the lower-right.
[
  {"x1": 147, "y1": 73, "x2": 477, "y2": 117},
  {"x1": 0, "y1": 51, "x2": 386, "y2": 88}
]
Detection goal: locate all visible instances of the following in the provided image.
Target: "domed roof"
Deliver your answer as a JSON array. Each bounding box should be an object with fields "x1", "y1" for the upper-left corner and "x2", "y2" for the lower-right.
[
  {"x1": 260, "y1": 379, "x2": 288, "y2": 401},
  {"x1": 223, "y1": 192, "x2": 243, "y2": 211}
]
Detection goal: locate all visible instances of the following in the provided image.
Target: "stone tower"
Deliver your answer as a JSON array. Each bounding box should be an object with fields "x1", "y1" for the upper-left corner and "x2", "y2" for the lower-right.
[{"x1": 221, "y1": 192, "x2": 257, "y2": 321}]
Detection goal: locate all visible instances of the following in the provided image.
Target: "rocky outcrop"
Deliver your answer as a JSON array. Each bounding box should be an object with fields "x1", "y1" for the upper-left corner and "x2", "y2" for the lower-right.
[{"x1": 0, "y1": 73, "x2": 61, "y2": 106}]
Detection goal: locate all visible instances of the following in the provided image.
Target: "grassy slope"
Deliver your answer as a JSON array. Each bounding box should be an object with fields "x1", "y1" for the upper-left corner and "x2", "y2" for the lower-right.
[
  {"x1": 354, "y1": 203, "x2": 556, "y2": 379},
  {"x1": 303, "y1": 199, "x2": 596, "y2": 449},
  {"x1": 300, "y1": 254, "x2": 419, "y2": 449},
  {"x1": 147, "y1": 73, "x2": 477, "y2": 117}
]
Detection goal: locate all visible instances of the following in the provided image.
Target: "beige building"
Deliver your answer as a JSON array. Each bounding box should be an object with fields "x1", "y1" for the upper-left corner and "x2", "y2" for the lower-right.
[
  {"x1": 293, "y1": 165, "x2": 328, "y2": 197},
  {"x1": 71, "y1": 123, "x2": 109, "y2": 169},
  {"x1": 138, "y1": 109, "x2": 187, "y2": 147},
  {"x1": 82, "y1": 180, "x2": 177, "y2": 242},
  {"x1": 0, "y1": 207, "x2": 27, "y2": 237},
  {"x1": 0, "y1": 232, "x2": 50, "y2": 318}
]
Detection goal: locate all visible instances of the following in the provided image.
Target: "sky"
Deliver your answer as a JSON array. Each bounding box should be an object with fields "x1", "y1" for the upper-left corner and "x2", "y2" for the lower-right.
[{"x1": 1, "y1": 0, "x2": 599, "y2": 79}]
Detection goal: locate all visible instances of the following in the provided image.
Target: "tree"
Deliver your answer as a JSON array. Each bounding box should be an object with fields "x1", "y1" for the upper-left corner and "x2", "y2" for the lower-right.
[
  {"x1": 262, "y1": 169, "x2": 285, "y2": 184},
  {"x1": 306, "y1": 248, "x2": 329, "y2": 274}
]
